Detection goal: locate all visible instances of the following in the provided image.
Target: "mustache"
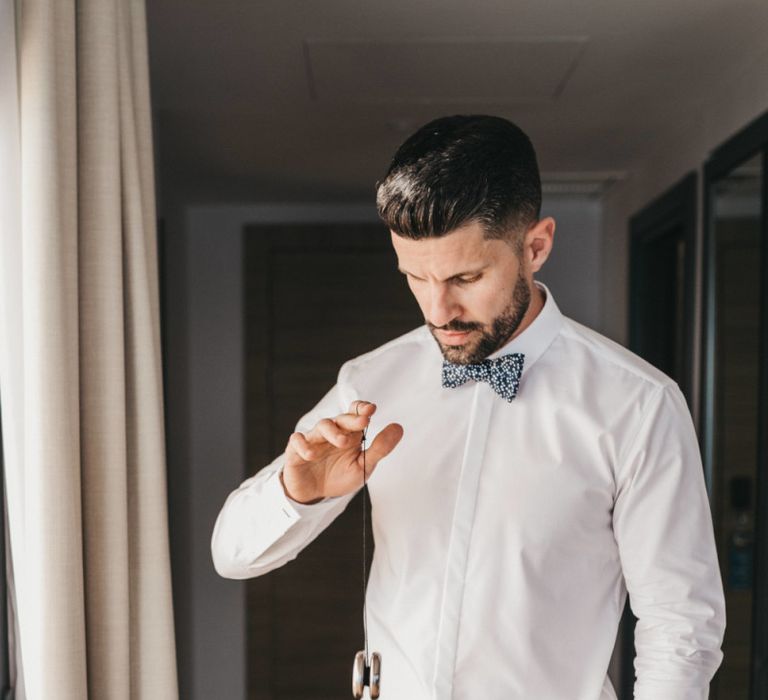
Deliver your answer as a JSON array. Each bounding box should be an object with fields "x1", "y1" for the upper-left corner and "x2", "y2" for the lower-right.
[{"x1": 428, "y1": 319, "x2": 482, "y2": 332}]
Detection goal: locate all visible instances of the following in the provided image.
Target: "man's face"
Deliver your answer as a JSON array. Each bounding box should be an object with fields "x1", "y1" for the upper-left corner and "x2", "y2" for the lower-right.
[{"x1": 391, "y1": 221, "x2": 533, "y2": 364}]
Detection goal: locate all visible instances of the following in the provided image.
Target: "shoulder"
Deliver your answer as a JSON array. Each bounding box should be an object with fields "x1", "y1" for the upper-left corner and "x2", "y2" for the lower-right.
[
  {"x1": 551, "y1": 317, "x2": 694, "y2": 473},
  {"x1": 340, "y1": 325, "x2": 433, "y2": 380},
  {"x1": 557, "y1": 316, "x2": 676, "y2": 394}
]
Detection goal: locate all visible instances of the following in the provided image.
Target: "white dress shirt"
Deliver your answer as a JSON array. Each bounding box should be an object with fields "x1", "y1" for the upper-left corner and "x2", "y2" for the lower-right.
[{"x1": 212, "y1": 280, "x2": 725, "y2": 700}]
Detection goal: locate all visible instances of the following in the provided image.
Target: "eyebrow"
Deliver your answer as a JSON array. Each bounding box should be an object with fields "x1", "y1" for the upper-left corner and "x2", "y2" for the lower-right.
[{"x1": 397, "y1": 265, "x2": 488, "y2": 282}]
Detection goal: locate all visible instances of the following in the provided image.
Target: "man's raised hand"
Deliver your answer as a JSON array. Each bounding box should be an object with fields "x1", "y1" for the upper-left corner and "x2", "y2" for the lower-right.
[{"x1": 281, "y1": 400, "x2": 404, "y2": 504}]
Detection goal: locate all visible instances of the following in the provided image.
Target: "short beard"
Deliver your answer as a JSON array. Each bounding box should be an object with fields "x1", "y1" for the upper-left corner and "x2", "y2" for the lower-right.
[{"x1": 429, "y1": 268, "x2": 531, "y2": 364}]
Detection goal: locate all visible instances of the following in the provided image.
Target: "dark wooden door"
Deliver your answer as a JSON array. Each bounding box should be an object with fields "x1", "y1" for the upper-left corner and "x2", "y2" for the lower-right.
[{"x1": 243, "y1": 223, "x2": 422, "y2": 700}]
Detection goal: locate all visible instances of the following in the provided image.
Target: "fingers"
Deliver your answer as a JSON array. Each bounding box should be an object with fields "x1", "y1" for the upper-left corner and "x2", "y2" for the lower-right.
[
  {"x1": 310, "y1": 400, "x2": 375, "y2": 434},
  {"x1": 334, "y1": 410, "x2": 373, "y2": 432},
  {"x1": 349, "y1": 400, "x2": 377, "y2": 418},
  {"x1": 287, "y1": 431, "x2": 316, "y2": 462},
  {"x1": 359, "y1": 422, "x2": 404, "y2": 474},
  {"x1": 310, "y1": 418, "x2": 352, "y2": 449},
  {"x1": 293, "y1": 401, "x2": 382, "y2": 461}
]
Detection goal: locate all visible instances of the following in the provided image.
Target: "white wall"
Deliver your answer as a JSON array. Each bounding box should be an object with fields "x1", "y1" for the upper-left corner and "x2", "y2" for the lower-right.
[
  {"x1": 539, "y1": 196, "x2": 604, "y2": 332},
  {"x1": 600, "y1": 44, "x2": 768, "y2": 427},
  {"x1": 168, "y1": 196, "x2": 603, "y2": 699}
]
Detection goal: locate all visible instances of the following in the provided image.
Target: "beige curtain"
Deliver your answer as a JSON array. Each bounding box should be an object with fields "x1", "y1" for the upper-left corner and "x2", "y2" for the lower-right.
[{"x1": 0, "y1": 0, "x2": 178, "y2": 697}]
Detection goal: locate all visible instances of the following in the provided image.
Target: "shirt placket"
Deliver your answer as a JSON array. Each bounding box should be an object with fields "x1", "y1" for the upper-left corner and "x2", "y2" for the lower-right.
[{"x1": 432, "y1": 382, "x2": 494, "y2": 699}]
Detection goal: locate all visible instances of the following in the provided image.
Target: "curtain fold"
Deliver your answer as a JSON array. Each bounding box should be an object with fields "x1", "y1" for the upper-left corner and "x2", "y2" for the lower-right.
[{"x1": 0, "y1": 0, "x2": 178, "y2": 697}]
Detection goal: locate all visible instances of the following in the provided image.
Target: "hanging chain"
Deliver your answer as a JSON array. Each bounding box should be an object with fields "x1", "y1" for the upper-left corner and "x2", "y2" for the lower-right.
[{"x1": 361, "y1": 423, "x2": 370, "y2": 661}]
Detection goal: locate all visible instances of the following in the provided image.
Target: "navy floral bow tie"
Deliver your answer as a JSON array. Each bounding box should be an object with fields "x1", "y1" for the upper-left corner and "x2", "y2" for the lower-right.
[{"x1": 442, "y1": 353, "x2": 526, "y2": 402}]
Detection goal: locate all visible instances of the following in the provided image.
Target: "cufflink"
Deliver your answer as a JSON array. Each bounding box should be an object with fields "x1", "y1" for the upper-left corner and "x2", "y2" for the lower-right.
[{"x1": 352, "y1": 650, "x2": 381, "y2": 698}]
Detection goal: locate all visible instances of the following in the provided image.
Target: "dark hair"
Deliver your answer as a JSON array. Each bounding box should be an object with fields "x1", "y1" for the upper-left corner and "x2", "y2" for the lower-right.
[{"x1": 376, "y1": 115, "x2": 541, "y2": 249}]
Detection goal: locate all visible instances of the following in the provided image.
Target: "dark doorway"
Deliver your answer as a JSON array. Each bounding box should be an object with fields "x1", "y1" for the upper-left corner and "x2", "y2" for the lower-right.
[
  {"x1": 622, "y1": 172, "x2": 698, "y2": 699},
  {"x1": 629, "y1": 172, "x2": 697, "y2": 399},
  {"x1": 242, "y1": 223, "x2": 422, "y2": 699}
]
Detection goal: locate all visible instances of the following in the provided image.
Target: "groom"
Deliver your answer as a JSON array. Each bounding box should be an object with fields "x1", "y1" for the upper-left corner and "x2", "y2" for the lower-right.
[{"x1": 213, "y1": 114, "x2": 725, "y2": 699}]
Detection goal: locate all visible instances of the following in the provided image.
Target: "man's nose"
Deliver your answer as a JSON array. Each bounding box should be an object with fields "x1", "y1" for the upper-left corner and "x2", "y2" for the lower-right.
[{"x1": 427, "y1": 285, "x2": 461, "y2": 328}]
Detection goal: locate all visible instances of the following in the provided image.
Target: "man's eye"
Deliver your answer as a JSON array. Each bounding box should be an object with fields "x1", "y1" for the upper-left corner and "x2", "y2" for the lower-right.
[{"x1": 456, "y1": 275, "x2": 482, "y2": 285}]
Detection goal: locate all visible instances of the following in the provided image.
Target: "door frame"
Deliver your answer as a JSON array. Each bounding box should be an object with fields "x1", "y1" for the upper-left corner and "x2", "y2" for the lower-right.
[
  {"x1": 622, "y1": 172, "x2": 698, "y2": 699},
  {"x1": 629, "y1": 171, "x2": 698, "y2": 401},
  {"x1": 702, "y1": 110, "x2": 768, "y2": 700}
]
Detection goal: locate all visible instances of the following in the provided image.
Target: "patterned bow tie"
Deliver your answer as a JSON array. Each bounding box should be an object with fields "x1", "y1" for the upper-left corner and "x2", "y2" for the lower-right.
[{"x1": 442, "y1": 353, "x2": 525, "y2": 402}]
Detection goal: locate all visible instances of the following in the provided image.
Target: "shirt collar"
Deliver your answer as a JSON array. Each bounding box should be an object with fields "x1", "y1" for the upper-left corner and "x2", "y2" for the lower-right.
[{"x1": 486, "y1": 280, "x2": 564, "y2": 377}]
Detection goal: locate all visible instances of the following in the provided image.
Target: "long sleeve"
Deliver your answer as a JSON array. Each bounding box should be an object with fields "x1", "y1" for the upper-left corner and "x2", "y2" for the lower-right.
[
  {"x1": 211, "y1": 368, "x2": 358, "y2": 579},
  {"x1": 612, "y1": 382, "x2": 726, "y2": 699}
]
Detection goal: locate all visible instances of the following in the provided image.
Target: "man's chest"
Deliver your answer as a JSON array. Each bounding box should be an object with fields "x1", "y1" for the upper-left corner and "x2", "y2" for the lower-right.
[{"x1": 366, "y1": 390, "x2": 619, "y2": 558}]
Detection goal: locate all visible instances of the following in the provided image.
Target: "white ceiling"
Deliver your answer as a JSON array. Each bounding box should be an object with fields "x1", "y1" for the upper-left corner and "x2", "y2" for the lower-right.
[{"x1": 146, "y1": 0, "x2": 768, "y2": 203}]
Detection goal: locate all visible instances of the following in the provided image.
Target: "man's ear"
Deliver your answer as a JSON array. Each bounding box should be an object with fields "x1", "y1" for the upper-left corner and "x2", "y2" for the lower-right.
[{"x1": 526, "y1": 217, "x2": 555, "y2": 273}]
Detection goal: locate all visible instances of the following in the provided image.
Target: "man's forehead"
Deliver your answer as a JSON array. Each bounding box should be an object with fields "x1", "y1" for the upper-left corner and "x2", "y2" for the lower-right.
[{"x1": 390, "y1": 226, "x2": 496, "y2": 270}]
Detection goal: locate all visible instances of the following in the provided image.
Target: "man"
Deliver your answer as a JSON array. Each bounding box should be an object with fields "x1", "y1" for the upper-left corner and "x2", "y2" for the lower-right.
[{"x1": 212, "y1": 115, "x2": 725, "y2": 699}]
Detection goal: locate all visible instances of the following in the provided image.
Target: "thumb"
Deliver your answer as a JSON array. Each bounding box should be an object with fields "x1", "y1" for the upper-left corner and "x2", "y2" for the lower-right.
[{"x1": 359, "y1": 422, "x2": 404, "y2": 475}]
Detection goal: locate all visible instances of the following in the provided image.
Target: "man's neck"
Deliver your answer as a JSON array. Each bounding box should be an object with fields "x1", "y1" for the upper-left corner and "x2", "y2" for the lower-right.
[{"x1": 510, "y1": 282, "x2": 545, "y2": 342}]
